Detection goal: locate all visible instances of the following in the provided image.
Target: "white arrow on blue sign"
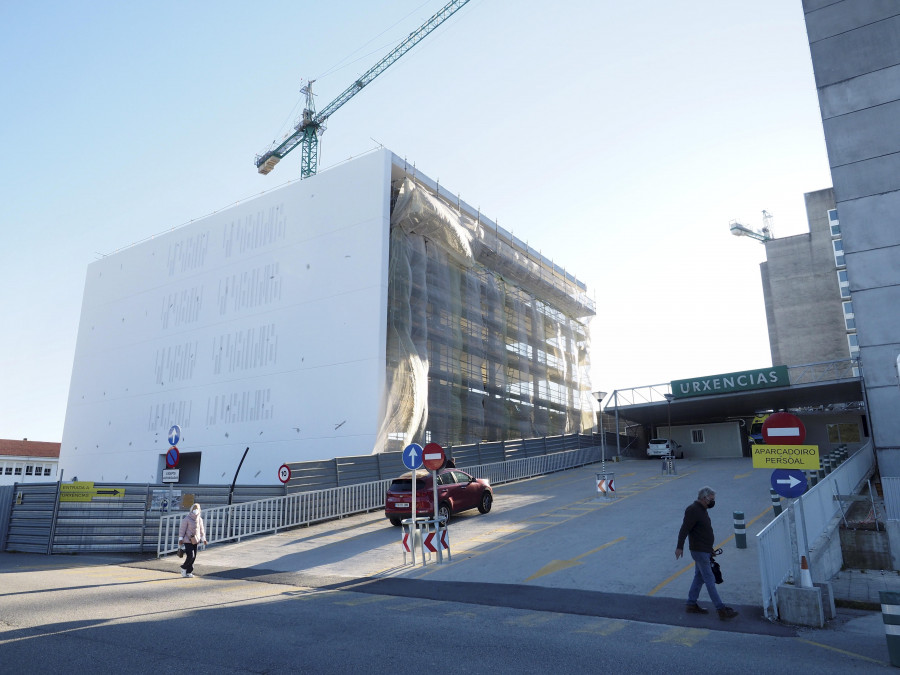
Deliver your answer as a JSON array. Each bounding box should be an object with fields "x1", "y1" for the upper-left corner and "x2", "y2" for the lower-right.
[
  {"x1": 168, "y1": 425, "x2": 181, "y2": 446},
  {"x1": 770, "y1": 468, "x2": 807, "y2": 498},
  {"x1": 402, "y1": 443, "x2": 423, "y2": 471}
]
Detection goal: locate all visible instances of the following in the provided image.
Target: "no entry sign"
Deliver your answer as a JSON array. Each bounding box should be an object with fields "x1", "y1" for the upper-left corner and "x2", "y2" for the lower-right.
[
  {"x1": 762, "y1": 412, "x2": 806, "y2": 445},
  {"x1": 422, "y1": 443, "x2": 445, "y2": 471}
]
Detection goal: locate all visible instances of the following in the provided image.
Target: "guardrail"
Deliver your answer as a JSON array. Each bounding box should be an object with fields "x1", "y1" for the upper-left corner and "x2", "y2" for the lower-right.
[
  {"x1": 157, "y1": 445, "x2": 600, "y2": 557},
  {"x1": 756, "y1": 441, "x2": 875, "y2": 619}
]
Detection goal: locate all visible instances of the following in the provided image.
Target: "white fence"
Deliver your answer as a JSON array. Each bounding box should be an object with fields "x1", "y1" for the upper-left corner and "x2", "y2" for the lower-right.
[
  {"x1": 158, "y1": 445, "x2": 600, "y2": 556},
  {"x1": 756, "y1": 442, "x2": 875, "y2": 619}
]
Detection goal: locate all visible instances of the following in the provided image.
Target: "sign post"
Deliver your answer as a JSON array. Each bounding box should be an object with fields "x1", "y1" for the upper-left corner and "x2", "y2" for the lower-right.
[
  {"x1": 423, "y1": 443, "x2": 445, "y2": 523},
  {"x1": 402, "y1": 444, "x2": 423, "y2": 564}
]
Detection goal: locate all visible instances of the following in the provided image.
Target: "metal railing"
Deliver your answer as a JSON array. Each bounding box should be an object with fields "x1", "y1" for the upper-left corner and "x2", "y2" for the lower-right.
[
  {"x1": 157, "y1": 445, "x2": 600, "y2": 557},
  {"x1": 756, "y1": 441, "x2": 875, "y2": 619}
]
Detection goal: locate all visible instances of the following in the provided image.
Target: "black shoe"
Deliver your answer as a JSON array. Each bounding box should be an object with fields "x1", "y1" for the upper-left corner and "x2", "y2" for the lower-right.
[
  {"x1": 717, "y1": 607, "x2": 739, "y2": 620},
  {"x1": 685, "y1": 603, "x2": 709, "y2": 614}
]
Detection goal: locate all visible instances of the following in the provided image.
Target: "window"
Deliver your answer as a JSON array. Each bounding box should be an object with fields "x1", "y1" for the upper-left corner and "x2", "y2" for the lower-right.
[
  {"x1": 848, "y1": 334, "x2": 859, "y2": 355},
  {"x1": 3, "y1": 467, "x2": 10, "y2": 475},
  {"x1": 691, "y1": 429, "x2": 705, "y2": 444},
  {"x1": 25, "y1": 465, "x2": 33, "y2": 476},
  {"x1": 14, "y1": 466, "x2": 22, "y2": 475},
  {"x1": 832, "y1": 239, "x2": 845, "y2": 267},
  {"x1": 33, "y1": 465, "x2": 42, "y2": 476},
  {"x1": 843, "y1": 301, "x2": 855, "y2": 330},
  {"x1": 44, "y1": 467, "x2": 52, "y2": 476},
  {"x1": 828, "y1": 209, "x2": 840, "y2": 236},
  {"x1": 837, "y1": 270, "x2": 850, "y2": 298}
]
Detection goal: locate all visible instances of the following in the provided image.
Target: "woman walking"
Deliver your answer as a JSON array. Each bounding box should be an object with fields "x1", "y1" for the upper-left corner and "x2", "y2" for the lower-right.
[{"x1": 178, "y1": 503, "x2": 207, "y2": 578}]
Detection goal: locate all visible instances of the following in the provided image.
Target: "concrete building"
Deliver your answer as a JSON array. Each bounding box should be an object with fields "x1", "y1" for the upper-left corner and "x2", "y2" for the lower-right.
[
  {"x1": 0, "y1": 439, "x2": 60, "y2": 485},
  {"x1": 59, "y1": 150, "x2": 595, "y2": 485},
  {"x1": 760, "y1": 188, "x2": 856, "y2": 368},
  {"x1": 802, "y1": 3, "x2": 900, "y2": 474}
]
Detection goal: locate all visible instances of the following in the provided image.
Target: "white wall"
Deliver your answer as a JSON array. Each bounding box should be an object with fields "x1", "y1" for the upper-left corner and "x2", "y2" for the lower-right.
[{"x1": 60, "y1": 151, "x2": 392, "y2": 485}]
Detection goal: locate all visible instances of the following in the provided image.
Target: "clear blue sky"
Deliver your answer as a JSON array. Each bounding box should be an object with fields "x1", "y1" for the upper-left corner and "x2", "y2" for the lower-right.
[{"x1": 1, "y1": 1, "x2": 832, "y2": 442}]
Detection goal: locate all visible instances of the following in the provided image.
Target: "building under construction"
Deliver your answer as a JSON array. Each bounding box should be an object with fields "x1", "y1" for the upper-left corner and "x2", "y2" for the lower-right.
[{"x1": 59, "y1": 150, "x2": 595, "y2": 485}]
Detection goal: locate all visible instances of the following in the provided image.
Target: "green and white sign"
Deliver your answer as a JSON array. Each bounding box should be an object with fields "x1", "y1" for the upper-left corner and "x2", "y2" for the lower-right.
[{"x1": 672, "y1": 366, "x2": 789, "y2": 399}]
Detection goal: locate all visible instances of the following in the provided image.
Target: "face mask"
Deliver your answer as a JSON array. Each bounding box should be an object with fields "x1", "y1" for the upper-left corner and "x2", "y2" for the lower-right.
[
  {"x1": 707, "y1": 499, "x2": 716, "y2": 509},
  {"x1": 191, "y1": 509, "x2": 199, "y2": 515}
]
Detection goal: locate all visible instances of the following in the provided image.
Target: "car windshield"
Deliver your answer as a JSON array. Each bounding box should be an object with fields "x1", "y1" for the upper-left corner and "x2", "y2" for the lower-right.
[
  {"x1": 389, "y1": 478, "x2": 427, "y2": 492},
  {"x1": 650, "y1": 439, "x2": 667, "y2": 445}
]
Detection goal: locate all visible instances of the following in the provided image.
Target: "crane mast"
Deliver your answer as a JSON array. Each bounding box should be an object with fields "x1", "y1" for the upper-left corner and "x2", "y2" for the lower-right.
[{"x1": 255, "y1": 0, "x2": 471, "y2": 178}]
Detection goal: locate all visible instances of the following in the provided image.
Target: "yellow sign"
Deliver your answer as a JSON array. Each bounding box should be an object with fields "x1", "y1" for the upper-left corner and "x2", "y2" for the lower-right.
[
  {"x1": 60, "y1": 481, "x2": 95, "y2": 502},
  {"x1": 59, "y1": 482, "x2": 125, "y2": 501},
  {"x1": 752, "y1": 445, "x2": 820, "y2": 470}
]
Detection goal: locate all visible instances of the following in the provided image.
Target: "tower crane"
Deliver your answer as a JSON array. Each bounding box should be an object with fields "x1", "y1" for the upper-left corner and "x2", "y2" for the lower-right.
[
  {"x1": 255, "y1": 0, "x2": 472, "y2": 179},
  {"x1": 729, "y1": 210, "x2": 774, "y2": 243}
]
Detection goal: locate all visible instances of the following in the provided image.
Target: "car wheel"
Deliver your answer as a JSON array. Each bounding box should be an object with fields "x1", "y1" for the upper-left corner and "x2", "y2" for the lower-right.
[
  {"x1": 678, "y1": 450, "x2": 684, "y2": 459},
  {"x1": 389, "y1": 518, "x2": 402, "y2": 527},
  {"x1": 438, "y1": 502, "x2": 451, "y2": 524},
  {"x1": 478, "y1": 492, "x2": 493, "y2": 514}
]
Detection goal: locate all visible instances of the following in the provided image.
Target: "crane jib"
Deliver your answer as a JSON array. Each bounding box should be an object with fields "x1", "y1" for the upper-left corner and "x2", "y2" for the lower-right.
[{"x1": 255, "y1": 0, "x2": 472, "y2": 177}]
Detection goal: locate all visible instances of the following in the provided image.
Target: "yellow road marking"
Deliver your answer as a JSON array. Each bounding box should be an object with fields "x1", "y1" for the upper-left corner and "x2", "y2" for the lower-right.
[
  {"x1": 735, "y1": 471, "x2": 753, "y2": 479},
  {"x1": 652, "y1": 627, "x2": 709, "y2": 647},
  {"x1": 794, "y1": 638, "x2": 888, "y2": 666},
  {"x1": 505, "y1": 613, "x2": 554, "y2": 628},
  {"x1": 575, "y1": 618, "x2": 627, "y2": 636},
  {"x1": 525, "y1": 537, "x2": 626, "y2": 581}
]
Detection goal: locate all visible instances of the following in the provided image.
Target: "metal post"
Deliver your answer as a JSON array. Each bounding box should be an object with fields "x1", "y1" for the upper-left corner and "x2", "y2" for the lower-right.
[
  {"x1": 734, "y1": 510, "x2": 746, "y2": 549},
  {"x1": 770, "y1": 488, "x2": 782, "y2": 516}
]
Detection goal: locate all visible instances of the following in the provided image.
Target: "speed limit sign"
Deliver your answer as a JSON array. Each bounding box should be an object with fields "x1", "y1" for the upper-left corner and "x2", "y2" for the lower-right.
[{"x1": 278, "y1": 464, "x2": 291, "y2": 484}]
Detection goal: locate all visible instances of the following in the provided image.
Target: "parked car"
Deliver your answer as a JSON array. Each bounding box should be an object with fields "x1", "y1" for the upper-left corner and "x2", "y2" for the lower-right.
[
  {"x1": 647, "y1": 438, "x2": 683, "y2": 459},
  {"x1": 384, "y1": 468, "x2": 493, "y2": 526}
]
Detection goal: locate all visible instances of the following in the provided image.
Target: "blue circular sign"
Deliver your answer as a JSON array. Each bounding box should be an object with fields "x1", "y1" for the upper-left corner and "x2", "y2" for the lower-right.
[
  {"x1": 168, "y1": 425, "x2": 181, "y2": 446},
  {"x1": 166, "y1": 446, "x2": 180, "y2": 468},
  {"x1": 402, "y1": 443, "x2": 423, "y2": 471},
  {"x1": 771, "y1": 469, "x2": 807, "y2": 498}
]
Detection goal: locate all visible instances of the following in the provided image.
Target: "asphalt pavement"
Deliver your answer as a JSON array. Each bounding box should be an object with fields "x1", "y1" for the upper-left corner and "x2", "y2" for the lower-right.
[{"x1": 3, "y1": 457, "x2": 895, "y2": 667}]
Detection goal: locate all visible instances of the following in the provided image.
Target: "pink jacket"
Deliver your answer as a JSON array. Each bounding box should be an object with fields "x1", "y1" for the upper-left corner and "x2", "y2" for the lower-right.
[{"x1": 178, "y1": 512, "x2": 206, "y2": 544}]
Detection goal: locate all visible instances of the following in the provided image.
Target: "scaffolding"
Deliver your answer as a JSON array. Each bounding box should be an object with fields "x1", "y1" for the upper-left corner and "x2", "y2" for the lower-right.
[{"x1": 377, "y1": 177, "x2": 595, "y2": 452}]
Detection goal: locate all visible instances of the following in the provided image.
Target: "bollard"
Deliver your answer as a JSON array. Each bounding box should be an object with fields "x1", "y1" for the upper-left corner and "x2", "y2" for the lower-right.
[
  {"x1": 733, "y1": 511, "x2": 746, "y2": 549},
  {"x1": 661, "y1": 456, "x2": 676, "y2": 476},
  {"x1": 770, "y1": 488, "x2": 782, "y2": 516},
  {"x1": 881, "y1": 591, "x2": 900, "y2": 667},
  {"x1": 823, "y1": 456, "x2": 832, "y2": 475},
  {"x1": 807, "y1": 470, "x2": 818, "y2": 488}
]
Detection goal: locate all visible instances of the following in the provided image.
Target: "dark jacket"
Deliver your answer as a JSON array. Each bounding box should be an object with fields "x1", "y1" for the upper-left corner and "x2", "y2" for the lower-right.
[{"x1": 677, "y1": 500, "x2": 714, "y2": 553}]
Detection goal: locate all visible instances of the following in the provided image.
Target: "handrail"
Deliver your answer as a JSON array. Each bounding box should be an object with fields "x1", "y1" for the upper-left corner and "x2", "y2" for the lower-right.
[{"x1": 157, "y1": 445, "x2": 600, "y2": 557}]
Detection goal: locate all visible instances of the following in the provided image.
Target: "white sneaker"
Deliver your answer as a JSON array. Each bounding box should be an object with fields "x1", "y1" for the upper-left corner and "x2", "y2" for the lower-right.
[
  {"x1": 186, "y1": 573, "x2": 194, "y2": 578},
  {"x1": 181, "y1": 569, "x2": 188, "y2": 577}
]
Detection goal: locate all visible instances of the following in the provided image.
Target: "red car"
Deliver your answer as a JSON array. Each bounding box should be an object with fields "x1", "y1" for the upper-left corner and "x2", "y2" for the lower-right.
[{"x1": 384, "y1": 468, "x2": 493, "y2": 526}]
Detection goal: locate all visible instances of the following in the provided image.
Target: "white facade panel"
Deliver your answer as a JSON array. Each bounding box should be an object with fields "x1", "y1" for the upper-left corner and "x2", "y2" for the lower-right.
[{"x1": 60, "y1": 150, "x2": 392, "y2": 485}]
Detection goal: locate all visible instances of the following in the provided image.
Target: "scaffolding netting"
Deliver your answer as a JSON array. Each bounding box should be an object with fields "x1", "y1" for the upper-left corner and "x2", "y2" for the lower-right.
[{"x1": 376, "y1": 178, "x2": 595, "y2": 453}]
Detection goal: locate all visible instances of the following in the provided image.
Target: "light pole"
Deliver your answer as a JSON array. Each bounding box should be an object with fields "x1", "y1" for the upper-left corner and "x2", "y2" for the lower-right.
[
  {"x1": 593, "y1": 391, "x2": 608, "y2": 469},
  {"x1": 664, "y1": 392, "x2": 674, "y2": 446}
]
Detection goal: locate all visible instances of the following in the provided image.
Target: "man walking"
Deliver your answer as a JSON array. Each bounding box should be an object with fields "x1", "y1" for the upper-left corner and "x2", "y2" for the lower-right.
[{"x1": 675, "y1": 486, "x2": 738, "y2": 620}]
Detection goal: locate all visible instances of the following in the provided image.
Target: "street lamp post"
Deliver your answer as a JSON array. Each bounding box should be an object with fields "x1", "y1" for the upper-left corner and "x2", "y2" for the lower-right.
[
  {"x1": 593, "y1": 391, "x2": 608, "y2": 470},
  {"x1": 664, "y1": 392, "x2": 674, "y2": 446}
]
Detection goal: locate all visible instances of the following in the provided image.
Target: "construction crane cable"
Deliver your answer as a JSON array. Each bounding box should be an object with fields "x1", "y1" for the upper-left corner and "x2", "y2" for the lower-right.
[{"x1": 316, "y1": 0, "x2": 434, "y2": 81}]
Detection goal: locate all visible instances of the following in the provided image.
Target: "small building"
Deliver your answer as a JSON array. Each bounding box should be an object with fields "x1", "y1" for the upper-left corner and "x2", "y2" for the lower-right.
[{"x1": 0, "y1": 439, "x2": 60, "y2": 485}]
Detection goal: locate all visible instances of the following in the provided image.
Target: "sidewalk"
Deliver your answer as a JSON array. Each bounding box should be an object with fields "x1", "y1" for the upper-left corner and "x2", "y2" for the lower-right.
[{"x1": 831, "y1": 568, "x2": 900, "y2": 609}]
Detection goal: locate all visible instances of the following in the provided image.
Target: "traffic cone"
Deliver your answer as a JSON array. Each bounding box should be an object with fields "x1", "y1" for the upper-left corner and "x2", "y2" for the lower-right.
[{"x1": 800, "y1": 556, "x2": 813, "y2": 588}]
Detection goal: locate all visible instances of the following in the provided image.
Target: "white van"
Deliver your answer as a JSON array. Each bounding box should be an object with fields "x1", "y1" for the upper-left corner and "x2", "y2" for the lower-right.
[{"x1": 647, "y1": 438, "x2": 683, "y2": 459}]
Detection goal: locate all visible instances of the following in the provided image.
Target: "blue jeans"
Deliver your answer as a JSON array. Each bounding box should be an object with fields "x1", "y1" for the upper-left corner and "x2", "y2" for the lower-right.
[{"x1": 687, "y1": 551, "x2": 724, "y2": 609}]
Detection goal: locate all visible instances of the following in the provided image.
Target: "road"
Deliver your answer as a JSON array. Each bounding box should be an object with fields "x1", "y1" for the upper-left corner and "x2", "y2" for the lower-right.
[{"x1": 0, "y1": 458, "x2": 892, "y2": 671}]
